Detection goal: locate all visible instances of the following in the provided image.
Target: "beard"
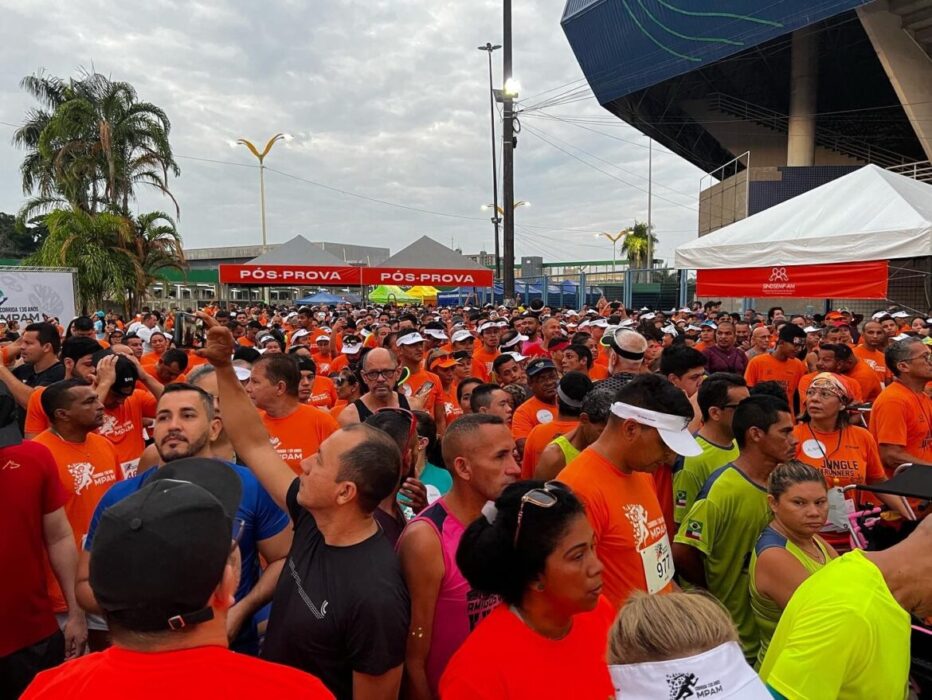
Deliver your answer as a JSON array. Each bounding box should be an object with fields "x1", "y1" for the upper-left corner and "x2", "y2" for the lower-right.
[{"x1": 157, "y1": 431, "x2": 211, "y2": 462}]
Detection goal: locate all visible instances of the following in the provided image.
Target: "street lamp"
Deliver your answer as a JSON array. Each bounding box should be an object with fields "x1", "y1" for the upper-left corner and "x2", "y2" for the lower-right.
[
  {"x1": 478, "y1": 43, "x2": 502, "y2": 278},
  {"x1": 237, "y1": 133, "x2": 289, "y2": 251},
  {"x1": 595, "y1": 229, "x2": 628, "y2": 276},
  {"x1": 481, "y1": 200, "x2": 530, "y2": 217}
]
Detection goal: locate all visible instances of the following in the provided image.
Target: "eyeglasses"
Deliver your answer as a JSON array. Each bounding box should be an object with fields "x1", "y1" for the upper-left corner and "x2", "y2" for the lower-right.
[
  {"x1": 363, "y1": 368, "x2": 398, "y2": 380},
  {"x1": 906, "y1": 352, "x2": 932, "y2": 364},
  {"x1": 513, "y1": 481, "x2": 569, "y2": 548}
]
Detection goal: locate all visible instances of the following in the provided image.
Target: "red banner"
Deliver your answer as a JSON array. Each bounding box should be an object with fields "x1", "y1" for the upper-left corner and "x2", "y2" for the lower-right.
[
  {"x1": 219, "y1": 264, "x2": 362, "y2": 286},
  {"x1": 696, "y1": 261, "x2": 888, "y2": 299},
  {"x1": 360, "y1": 267, "x2": 494, "y2": 287},
  {"x1": 218, "y1": 264, "x2": 495, "y2": 288}
]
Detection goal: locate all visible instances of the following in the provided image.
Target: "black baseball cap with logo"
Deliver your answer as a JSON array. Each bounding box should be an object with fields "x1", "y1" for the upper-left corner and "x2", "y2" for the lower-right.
[
  {"x1": 89, "y1": 458, "x2": 242, "y2": 632},
  {"x1": 526, "y1": 357, "x2": 557, "y2": 377},
  {"x1": 91, "y1": 349, "x2": 138, "y2": 397}
]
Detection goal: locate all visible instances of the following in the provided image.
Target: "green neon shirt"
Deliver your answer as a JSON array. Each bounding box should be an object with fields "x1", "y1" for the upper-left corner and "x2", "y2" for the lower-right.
[{"x1": 672, "y1": 434, "x2": 740, "y2": 525}]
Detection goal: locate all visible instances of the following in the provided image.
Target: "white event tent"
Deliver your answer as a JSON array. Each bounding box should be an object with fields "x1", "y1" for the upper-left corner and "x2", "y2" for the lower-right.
[{"x1": 675, "y1": 165, "x2": 932, "y2": 270}]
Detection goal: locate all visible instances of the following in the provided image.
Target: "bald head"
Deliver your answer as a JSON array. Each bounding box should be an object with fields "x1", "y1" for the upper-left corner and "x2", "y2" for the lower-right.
[
  {"x1": 363, "y1": 347, "x2": 397, "y2": 370},
  {"x1": 609, "y1": 328, "x2": 648, "y2": 374}
]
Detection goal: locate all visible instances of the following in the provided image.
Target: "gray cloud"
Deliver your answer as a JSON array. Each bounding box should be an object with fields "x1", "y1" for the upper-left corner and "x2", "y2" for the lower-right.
[{"x1": 0, "y1": 0, "x2": 702, "y2": 265}]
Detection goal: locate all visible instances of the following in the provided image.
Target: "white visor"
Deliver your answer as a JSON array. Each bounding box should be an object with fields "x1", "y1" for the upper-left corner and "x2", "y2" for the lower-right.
[
  {"x1": 611, "y1": 401, "x2": 701, "y2": 457},
  {"x1": 501, "y1": 333, "x2": 528, "y2": 349},
  {"x1": 590, "y1": 319, "x2": 609, "y2": 328},
  {"x1": 233, "y1": 366, "x2": 252, "y2": 381},
  {"x1": 640, "y1": 312, "x2": 656, "y2": 320},
  {"x1": 506, "y1": 351, "x2": 527, "y2": 363},
  {"x1": 478, "y1": 321, "x2": 498, "y2": 333},
  {"x1": 424, "y1": 329, "x2": 448, "y2": 340},
  {"x1": 342, "y1": 343, "x2": 361, "y2": 355},
  {"x1": 803, "y1": 325, "x2": 821, "y2": 334},
  {"x1": 661, "y1": 324, "x2": 678, "y2": 336},
  {"x1": 891, "y1": 311, "x2": 909, "y2": 319},
  {"x1": 451, "y1": 330, "x2": 474, "y2": 343}
]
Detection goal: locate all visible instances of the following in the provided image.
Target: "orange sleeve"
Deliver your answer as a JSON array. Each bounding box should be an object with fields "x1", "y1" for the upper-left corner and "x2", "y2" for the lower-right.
[
  {"x1": 25, "y1": 388, "x2": 49, "y2": 436},
  {"x1": 744, "y1": 356, "x2": 761, "y2": 386},
  {"x1": 870, "y1": 396, "x2": 908, "y2": 448},
  {"x1": 511, "y1": 404, "x2": 535, "y2": 440},
  {"x1": 316, "y1": 408, "x2": 339, "y2": 441},
  {"x1": 139, "y1": 390, "x2": 158, "y2": 419},
  {"x1": 860, "y1": 429, "x2": 886, "y2": 482}
]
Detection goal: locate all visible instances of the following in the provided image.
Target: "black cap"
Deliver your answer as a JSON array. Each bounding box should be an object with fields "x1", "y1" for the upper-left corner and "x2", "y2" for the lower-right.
[
  {"x1": 92, "y1": 349, "x2": 139, "y2": 397},
  {"x1": 90, "y1": 458, "x2": 242, "y2": 632},
  {"x1": 0, "y1": 389, "x2": 22, "y2": 448},
  {"x1": 526, "y1": 357, "x2": 557, "y2": 377}
]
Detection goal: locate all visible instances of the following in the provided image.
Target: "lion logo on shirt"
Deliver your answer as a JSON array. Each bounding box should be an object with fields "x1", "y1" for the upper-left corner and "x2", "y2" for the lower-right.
[
  {"x1": 623, "y1": 503, "x2": 650, "y2": 549},
  {"x1": 68, "y1": 462, "x2": 95, "y2": 495}
]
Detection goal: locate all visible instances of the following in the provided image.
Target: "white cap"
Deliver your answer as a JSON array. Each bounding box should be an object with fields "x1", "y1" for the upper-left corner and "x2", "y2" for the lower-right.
[
  {"x1": 610, "y1": 402, "x2": 701, "y2": 457},
  {"x1": 871, "y1": 311, "x2": 889, "y2": 320},
  {"x1": 565, "y1": 310, "x2": 579, "y2": 317},
  {"x1": 397, "y1": 332, "x2": 426, "y2": 346},
  {"x1": 495, "y1": 320, "x2": 509, "y2": 328},
  {"x1": 342, "y1": 342, "x2": 362, "y2": 355},
  {"x1": 892, "y1": 333, "x2": 912, "y2": 342},
  {"x1": 590, "y1": 319, "x2": 609, "y2": 328},
  {"x1": 641, "y1": 312, "x2": 656, "y2": 321},
  {"x1": 578, "y1": 320, "x2": 591, "y2": 329},
  {"x1": 661, "y1": 324, "x2": 678, "y2": 336},
  {"x1": 233, "y1": 366, "x2": 252, "y2": 381},
  {"x1": 686, "y1": 324, "x2": 702, "y2": 332},
  {"x1": 290, "y1": 329, "x2": 310, "y2": 341},
  {"x1": 501, "y1": 333, "x2": 528, "y2": 349},
  {"x1": 803, "y1": 325, "x2": 821, "y2": 334},
  {"x1": 891, "y1": 311, "x2": 909, "y2": 319},
  {"x1": 423, "y1": 328, "x2": 448, "y2": 341},
  {"x1": 478, "y1": 321, "x2": 498, "y2": 333},
  {"x1": 506, "y1": 351, "x2": 528, "y2": 363},
  {"x1": 619, "y1": 319, "x2": 636, "y2": 328},
  {"x1": 451, "y1": 329, "x2": 474, "y2": 343},
  {"x1": 315, "y1": 333, "x2": 331, "y2": 344}
]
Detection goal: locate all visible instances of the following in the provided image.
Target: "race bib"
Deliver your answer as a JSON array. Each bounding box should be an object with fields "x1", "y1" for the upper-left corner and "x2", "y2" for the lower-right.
[
  {"x1": 120, "y1": 459, "x2": 140, "y2": 480},
  {"x1": 640, "y1": 534, "x2": 674, "y2": 594},
  {"x1": 824, "y1": 486, "x2": 851, "y2": 532}
]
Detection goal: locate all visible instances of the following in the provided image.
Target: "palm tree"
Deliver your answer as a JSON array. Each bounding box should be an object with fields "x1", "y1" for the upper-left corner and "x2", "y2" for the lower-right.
[
  {"x1": 122, "y1": 211, "x2": 185, "y2": 310},
  {"x1": 14, "y1": 69, "x2": 179, "y2": 221},
  {"x1": 621, "y1": 221, "x2": 658, "y2": 271},
  {"x1": 27, "y1": 209, "x2": 136, "y2": 311}
]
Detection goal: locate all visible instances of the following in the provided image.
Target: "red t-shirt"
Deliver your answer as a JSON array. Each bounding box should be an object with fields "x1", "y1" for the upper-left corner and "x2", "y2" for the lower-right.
[
  {"x1": 22, "y1": 645, "x2": 334, "y2": 699},
  {"x1": 439, "y1": 598, "x2": 615, "y2": 700},
  {"x1": 0, "y1": 440, "x2": 69, "y2": 657}
]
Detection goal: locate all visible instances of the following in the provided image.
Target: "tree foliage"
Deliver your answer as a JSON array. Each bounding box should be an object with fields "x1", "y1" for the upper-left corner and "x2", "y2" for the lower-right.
[
  {"x1": 621, "y1": 220, "x2": 658, "y2": 270},
  {"x1": 0, "y1": 212, "x2": 48, "y2": 258},
  {"x1": 13, "y1": 69, "x2": 185, "y2": 310}
]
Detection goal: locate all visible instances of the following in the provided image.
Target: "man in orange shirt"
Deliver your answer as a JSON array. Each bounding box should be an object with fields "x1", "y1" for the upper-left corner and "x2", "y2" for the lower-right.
[
  {"x1": 396, "y1": 331, "x2": 446, "y2": 435},
  {"x1": 870, "y1": 337, "x2": 932, "y2": 470},
  {"x1": 246, "y1": 354, "x2": 338, "y2": 475},
  {"x1": 824, "y1": 343, "x2": 881, "y2": 402},
  {"x1": 312, "y1": 334, "x2": 336, "y2": 376},
  {"x1": 853, "y1": 319, "x2": 889, "y2": 385},
  {"x1": 143, "y1": 348, "x2": 189, "y2": 385},
  {"x1": 558, "y1": 373, "x2": 700, "y2": 609},
  {"x1": 470, "y1": 322, "x2": 500, "y2": 383},
  {"x1": 427, "y1": 351, "x2": 461, "y2": 422},
  {"x1": 520, "y1": 371, "x2": 591, "y2": 478},
  {"x1": 34, "y1": 379, "x2": 121, "y2": 648},
  {"x1": 511, "y1": 358, "x2": 559, "y2": 453},
  {"x1": 744, "y1": 323, "x2": 808, "y2": 414},
  {"x1": 296, "y1": 356, "x2": 337, "y2": 409}
]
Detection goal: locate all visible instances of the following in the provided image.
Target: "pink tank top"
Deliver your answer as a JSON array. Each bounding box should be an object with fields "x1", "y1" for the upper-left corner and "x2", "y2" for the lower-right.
[{"x1": 411, "y1": 498, "x2": 499, "y2": 695}]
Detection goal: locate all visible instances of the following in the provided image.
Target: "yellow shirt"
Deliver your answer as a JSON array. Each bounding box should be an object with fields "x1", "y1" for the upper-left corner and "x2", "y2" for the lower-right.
[{"x1": 760, "y1": 549, "x2": 910, "y2": 700}]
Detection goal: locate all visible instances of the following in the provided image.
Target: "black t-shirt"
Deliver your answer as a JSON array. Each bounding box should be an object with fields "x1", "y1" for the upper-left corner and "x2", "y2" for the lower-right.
[{"x1": 262, "y1": 479, "x2": 410, "y2": 700}]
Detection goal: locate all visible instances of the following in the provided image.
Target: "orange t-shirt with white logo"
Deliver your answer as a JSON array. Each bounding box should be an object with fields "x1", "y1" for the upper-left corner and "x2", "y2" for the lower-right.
[
  {"x1": 308, "y1": 376, "x2": 337, "y2": 409},
  {"x1": 511, "y1": 397, "x2": 557, "y2": 440},
  {"x1": 792, "y1": 423, "x2": 885, "y2": 487},
  {"x1": 98, "y1": 389, "x2": 158, "y2": 478},
  {"x1": 853, "y1": 345, "x2": 889, "y2": 385},
  {"x1": 261, "y1": 403, "x2": 339, "y2": 475},
  {"x1": 33, "y1": 430, "x2": 122, "y2": 612},
  {"x1": 869, "y1": 381, "x2": 932, "y2": 465},
  {"x1": 470, "y1": 348, "x2": 499, "y2": 383},
  {"x1": 558, "y1": 447, "x2": 674, "y2": 609}
]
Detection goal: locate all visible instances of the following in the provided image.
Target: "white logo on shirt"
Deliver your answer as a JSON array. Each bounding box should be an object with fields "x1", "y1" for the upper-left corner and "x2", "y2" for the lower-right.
[
  {"x1": 0, "y1": 460, "x2": 20, "y2": 470},
  {"x1": 288, "y1": 558, "x2": 329, "y2": 620},
  {"x1": 624, "y1": 503, "x2": 650, "y2": 549},
  {"x1": 68, "y1": 462, "x2": 95, "y2": 494}
]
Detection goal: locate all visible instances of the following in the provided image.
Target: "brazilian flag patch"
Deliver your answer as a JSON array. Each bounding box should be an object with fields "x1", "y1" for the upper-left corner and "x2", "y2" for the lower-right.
[{"x1": 684, "y1": 520, "x2": 703, "y2": 541}]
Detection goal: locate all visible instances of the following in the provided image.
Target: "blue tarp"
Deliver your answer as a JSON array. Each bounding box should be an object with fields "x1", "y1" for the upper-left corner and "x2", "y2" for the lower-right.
[{"x1": 295, "y1": 291, "x2": 346, "y2": 305}]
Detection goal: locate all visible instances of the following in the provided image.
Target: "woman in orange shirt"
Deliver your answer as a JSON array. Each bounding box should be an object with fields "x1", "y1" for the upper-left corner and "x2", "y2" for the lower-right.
[{"x1": 440, "y1": 481, "x2": 614, "y2": 700}]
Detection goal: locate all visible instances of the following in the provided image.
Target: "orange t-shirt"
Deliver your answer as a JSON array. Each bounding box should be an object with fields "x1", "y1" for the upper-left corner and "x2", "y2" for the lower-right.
[
  {"x1": 520, "y1": 418, "x2": 577, "y2": 479},
  {"x1": 98, "y1": 389, "x2": 158, "y2": 477},
  {"x1": 33, "y1": 430, "x2": 122, "y2": 612},
  {"x1": 312, "y1": 353, "x2": 336, "y2": 377},
  {"x1": 328, "y1": 355, "x2": 350, "y2": 375},
  {"x1": 869, "y1": 381, "x2": 932, "y2": 465},
  {"x1": 399, "y1": 369, "x2": 444, "y2": 413},
  {"x1": 744, "y1": 353, "x2": 808, "y2": 411},
  {"x1": 139, "y1": 351, "x2": 163, "y2": 368},
  {"x1": 846, "y1": 360, "x2": 883, "y2": 403},
  {"x1": 186, "y1": 351, "x2": 209, "y2": 370},
  {"x1": 470, "y1": 347, "x2": 499, "y2": 383},
  {"x1": 237, "y1": 337, "x2": 256, "y2": 348},
  {"x1": 793, "y1": 423, "x2": 885, "y2": 487},
  {"x1": 143, "y1": 364, "x2": 187, "y2": 385},
  {"x1": 589, "y1": 364, "x2": 610, "y2": 381},
  {"x1": 329, "y1": 400, "x2": 349, "y2": 420},
  {"x1": 308, "y1": 375, "x2": 337, "y2": 409},
  {"x1": 558, "y1": 447, "x2": 674, "y2": 608},
  {"x1": 853, "y1": 345, "x2": 890, "y2": 385},
  {"x1": 797, "y1": 371, "x2": 863, "y2": 409},
  {"x1": 261, "y1": 403, "x2": 339, "y2": 475},
  {"x1": 441, "y1": 384, "x2": 462, "y2": 421},
  {"x1": 511, "y1": 397, "x2": 558, "y2": 440}
]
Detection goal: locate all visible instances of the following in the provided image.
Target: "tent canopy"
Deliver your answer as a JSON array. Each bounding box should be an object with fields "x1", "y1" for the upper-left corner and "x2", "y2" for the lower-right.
[
  {"x1": 379, "y1": 236, "x2": 487, "y2": 270},
  {"x1": 675, "y1": 165, "x2": 932, "y2": 269},
  {"x1": 406, "y1": 285, "x2": 440, "y2": 300},
  {"x1": 247, "y1": 235, "x2": 346, "y2": 266},
  {"x1": 295, "y1": 291, "x2": 345, "y2": 305},
  {"x1": 368, "y1": 285, "x2": 417, "y2": 304}
]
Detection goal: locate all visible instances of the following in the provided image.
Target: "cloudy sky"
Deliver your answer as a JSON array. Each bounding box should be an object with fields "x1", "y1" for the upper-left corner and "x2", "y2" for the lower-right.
[{"x1": 0, "y1": 0, "x2": 704, "y2": 266}]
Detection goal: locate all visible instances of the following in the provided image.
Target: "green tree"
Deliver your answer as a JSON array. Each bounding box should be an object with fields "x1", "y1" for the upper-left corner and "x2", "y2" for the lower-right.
[
  {"x1": 27, "y1": 209, "x2": 136, "y2": 310},
  {"x1": 621, "y1": 220, "x2": 658, "y2": 270},
  {"x1": 0, "y1": 212, "x2": 48, "y2": 258},
  {"x1": 14, "y1": 69, "x2": 179, "y2": 220},
  {"x1": 122, "y1": 211, "x2": 185, "y2": 311}
]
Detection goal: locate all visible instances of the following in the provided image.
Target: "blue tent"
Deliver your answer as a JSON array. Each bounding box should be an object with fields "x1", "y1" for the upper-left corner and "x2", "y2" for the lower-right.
[{"x1": 295, "y1": 291, "x2": 344, "y2": 305}]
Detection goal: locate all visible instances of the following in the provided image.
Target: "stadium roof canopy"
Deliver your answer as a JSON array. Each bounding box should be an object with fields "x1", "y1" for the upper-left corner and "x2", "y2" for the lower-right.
[
  {"x1": 247, "y1": 235, "x2": 345, "y2": 266},
  {"x1": 379, "y1": 236, "x2": 487, "y2": 270}
]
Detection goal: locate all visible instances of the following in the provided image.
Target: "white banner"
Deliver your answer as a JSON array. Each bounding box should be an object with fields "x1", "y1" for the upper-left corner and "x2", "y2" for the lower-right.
[{"x1": 0, "y1": 270, "x2": 77, "y2": 324}]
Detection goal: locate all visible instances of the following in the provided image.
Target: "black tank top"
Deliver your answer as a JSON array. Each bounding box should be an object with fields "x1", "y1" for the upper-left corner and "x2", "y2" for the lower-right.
[{"x1": 353, "y1": 393, "x2": 410, "y2": 422}]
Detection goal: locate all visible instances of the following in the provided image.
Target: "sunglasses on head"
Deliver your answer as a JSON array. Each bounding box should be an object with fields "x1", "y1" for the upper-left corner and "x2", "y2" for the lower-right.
[{"x1": 513, "y1": 481, "x2": 569, "y2": 548}]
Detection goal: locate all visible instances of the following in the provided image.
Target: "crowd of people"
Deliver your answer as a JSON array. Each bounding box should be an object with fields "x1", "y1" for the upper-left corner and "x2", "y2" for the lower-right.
[{"x1": 1, "y1": 296, "x2": 931, "y2": 699}]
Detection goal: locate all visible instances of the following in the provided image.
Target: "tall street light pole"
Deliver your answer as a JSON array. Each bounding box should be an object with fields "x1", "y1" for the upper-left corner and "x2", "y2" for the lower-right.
[
  {"x1": 478, "y1": 43, "x2": 502, "y2": 279},
  {"x1": 502, "y1": 0, "x2": 517, "y2": 302},
  {"x1": 237, "y1": 133, "x2": 287, "y2": 305},
  {"x1": 595, "y1": 230, "x2": 627, "y2": 276}
]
